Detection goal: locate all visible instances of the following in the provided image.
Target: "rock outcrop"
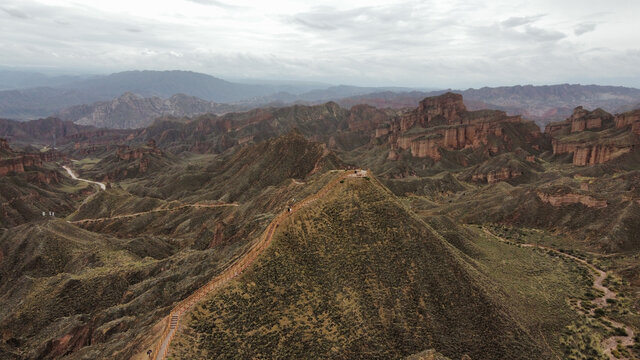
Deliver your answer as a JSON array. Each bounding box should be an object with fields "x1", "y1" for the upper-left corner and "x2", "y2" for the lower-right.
[
  {"x1": 545, "y1": 107, "x2": 613, "y2": 135},
  {"x1": 553, "y1": 141, "x2": 635, "y2": 166},
  {"x1": 568, "y1": 107, "x2": 613, "y2": 132},
  {"x1": 537, "y1": 192, "x2": 608, "y2": 208},
  {"x1": 387, "y1": 93, "x2": 542, "y2": 160},
  {"x1": 471, "y1": 168, "x2": 524, "y2": 184},
  {"x1": 0, "y1": 139, "x2": 64, "y2": 176},
  {"x1": 116, "y1": 144, "x2": 161, "y2": 161},
  {"x1": 573, "y1": 145, "x2": 633, "y2": 166},
  {"x1": 615, "y1": 109, "x2": 640, "y2": 134},
  {"x1": 549, "y1": 107, "x2": 639, "y2": 166},
  {"x1": 545, "y1": 121, "x2": 571, "y2": 136}
]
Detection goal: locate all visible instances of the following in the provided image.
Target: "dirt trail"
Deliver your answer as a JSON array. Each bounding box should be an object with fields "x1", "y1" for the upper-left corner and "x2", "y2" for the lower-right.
[
  {"x1": 150, "y1": 170, "x2": 364, "y2": 360},
  {"x1": 483, "y1": 228, "x2": 636, "y2": 359},
  {"x1": 62, "y1": 165, "x2": 106, "y2": 190},
  {"x1": 69, "y1": 203, "x2": 238, "y2": 224}
]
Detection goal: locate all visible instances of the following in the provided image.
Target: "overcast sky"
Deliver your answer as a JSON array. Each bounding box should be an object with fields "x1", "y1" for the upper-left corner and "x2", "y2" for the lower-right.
[{"x1": 1, "y1": 0, "x2": 639, "y2": 88}]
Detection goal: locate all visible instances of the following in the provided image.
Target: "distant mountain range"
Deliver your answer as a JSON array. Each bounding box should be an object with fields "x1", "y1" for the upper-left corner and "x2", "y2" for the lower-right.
[
  {"x1": 55, "y1": 92, "x2": 250, "y2": 129},
  {"x1": 337, "y1": 84, "x2": 640, "y2": 127},
  {"x1": 0, "y1": 70, "x2": 418, "y2": 120},
  {"x1": 1, "y1": 70, "x2": 640, "y2": 129}
]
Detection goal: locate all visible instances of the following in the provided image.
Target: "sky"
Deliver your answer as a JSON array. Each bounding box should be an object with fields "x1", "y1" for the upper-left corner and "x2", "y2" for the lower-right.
[{"x1": 0, "y1": 0, "x2": 639, "y2": 88}]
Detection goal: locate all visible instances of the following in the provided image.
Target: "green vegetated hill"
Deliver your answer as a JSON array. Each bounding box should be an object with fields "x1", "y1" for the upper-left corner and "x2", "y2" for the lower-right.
[
  {"x1": 0, "y1": 132, "x2": 352, "y2": 359},
  {"x1": 122, "y1": 129, "x2": 345, "y2": 203},
  {"x1": 170, "y1": 176, "x2": 592, "y2": 359}
]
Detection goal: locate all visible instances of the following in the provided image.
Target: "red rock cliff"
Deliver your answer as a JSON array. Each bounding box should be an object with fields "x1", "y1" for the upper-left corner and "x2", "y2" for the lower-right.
[
  {"x1": 0, "y1": 140, "x2": 64, "y2": 176},
  {"x1": 388, "y1": 93, "x2": 541, "y2": 160}
]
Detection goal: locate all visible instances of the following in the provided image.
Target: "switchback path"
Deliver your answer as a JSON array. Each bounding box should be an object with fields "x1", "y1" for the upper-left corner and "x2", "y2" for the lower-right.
[
  {"x1": 151, "y1": 170, "x2": 366, "y2": 360},
  {"x1": 68, "y1": 203, "x2": 238, "y2": 224},
  {"x1": 62, "y1": 165, "x2": 106, "y2": 190},
  {"x1": 482, "y1": 228, "x2": 636, "y2": 359}
]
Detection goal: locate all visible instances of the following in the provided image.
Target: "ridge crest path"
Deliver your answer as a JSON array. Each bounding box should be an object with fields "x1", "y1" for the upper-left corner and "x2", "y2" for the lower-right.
[{"x1": 151, "y1": 170, "x2": 366, "y2": 360}]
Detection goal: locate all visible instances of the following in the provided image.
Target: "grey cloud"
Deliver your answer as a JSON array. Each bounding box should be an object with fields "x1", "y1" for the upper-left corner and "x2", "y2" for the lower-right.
[
  {"x1": 185, "y1": 0, "x2": 240, "y2": 9},
  {"x1": 290, "y1": 4, "x2": 430, "y2": 33},
  {"x1": 574, "y1": 22, "x2": 597, "y2": 36},
  {"x1": 1, "y1": 0, "x2": 639, "y2": 89},
  {"x1": 501, "y1": 15, "x2": 544, "y2": 28},
  {"x1": 1, "y1": 6, "x2": 28, "y2": 19},
  {"x1": 287, "y1": 3, "x2": 460, "y2": 53},
  {"x1": 524, "y1": 26, "x2": 566, "y2": 42}
]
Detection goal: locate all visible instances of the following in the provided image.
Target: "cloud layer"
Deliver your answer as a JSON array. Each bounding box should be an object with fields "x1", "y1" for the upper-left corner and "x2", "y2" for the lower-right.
[{"x1": 0, "y1": 0, "x2": 638, "y2": 88}]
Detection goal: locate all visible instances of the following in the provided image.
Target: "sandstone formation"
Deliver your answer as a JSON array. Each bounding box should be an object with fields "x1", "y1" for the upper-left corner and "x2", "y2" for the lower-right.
[
  {"x1": 471, "y1": 167, "x2": 524, "y2": 184},
  {"x1": 537, "y1": 192, "x2": 608, "y2": 208},
  {"x1": 553, "y1": 141, "x2": 635, "y2": 166},
  {"x1": 386, "y1": 93, "x2": 541, "y2": 160},
  {"x1": 116, "y1": 143, "x2": 161, "y2": 161},
  {"x1": 545, "y1": 121, "x2": 570, "y2": 137},
  {"x1": 0, "y1": 138, "x2": 64, "y2": 176},
  {"x1": 568, "y1": 107, "x2": 613, "y2": 132},
  {"x1": 572, "y1": 145, "x2": 632, "y2": 166},
  {"x1": 548, "y1": 107, "x2": 639, "y2": 166},
  {"x1": 615, "y1": 109, "x2": 640, "y2": 134}
]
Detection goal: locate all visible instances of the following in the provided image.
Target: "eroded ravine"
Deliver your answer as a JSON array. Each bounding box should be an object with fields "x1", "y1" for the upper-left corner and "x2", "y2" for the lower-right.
[{"x1": 483, "y1": 228, "x2": 636, "y2": 359}]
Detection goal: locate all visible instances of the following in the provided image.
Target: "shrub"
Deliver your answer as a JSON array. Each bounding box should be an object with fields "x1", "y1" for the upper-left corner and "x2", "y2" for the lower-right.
[{"x1": 612, "y1": 327, "x2": 627, "y2": 337}]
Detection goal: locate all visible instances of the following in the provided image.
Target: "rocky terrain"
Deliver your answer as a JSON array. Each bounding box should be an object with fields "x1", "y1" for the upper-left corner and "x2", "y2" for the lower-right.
[
  {"x1": 548, "y1": 107, "x2": 639, "y2": 166},
  {"x1": 1, "y1": 92, "x2": 640, "y2": 359},
  {"x1": 384, "y1": 92, "x2": 543, "y2": 161}
]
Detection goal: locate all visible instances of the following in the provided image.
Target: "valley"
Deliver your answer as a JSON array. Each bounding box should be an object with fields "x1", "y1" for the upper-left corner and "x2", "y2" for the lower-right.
[{"x1": 1, "y1": 92, "x2": 640, "y2": 359}]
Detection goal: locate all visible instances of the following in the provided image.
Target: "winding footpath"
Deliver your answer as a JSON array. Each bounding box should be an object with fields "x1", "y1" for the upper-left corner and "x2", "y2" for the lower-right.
[
  {"x1": 62, "y1": 165, "x2": 106, "y2": 190},
  {"x1": 151, "y1": 170, "x2": 366, "y2": 360},
  {"x1": 69, "y1": 203, "x2": 238, "y2": 224},
  {"x1": 483, "y1": 228, "x2": 636, "y2": 359}
]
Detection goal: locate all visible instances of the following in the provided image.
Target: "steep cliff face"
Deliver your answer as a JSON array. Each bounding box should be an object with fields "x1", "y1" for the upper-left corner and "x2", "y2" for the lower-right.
[
  {"x1": 398, "y1": 92, "x2": 466, "y2": 131},
  {"x1": 615, "y1": 109, "x2": 640, "y2": 131},
  {"x1": 546, "y1": 107, "x2": 613, "y2": 135},
  {"x1": 0, "y1": 139, "x2": 64, "y2": 176},
  {"x1": 572, "y1": 145, "x2": 633, "y2": 166},
  {"x1": 549, "y1": 107, "x2": 640, "y2": 166},
  {"x1": 568, "y1": 107, "x2": 613, "y2": 132},
  {"x1": 387, "y1": 93, "x2": 542, "y2": 160},
  {"x1": 545, "y1": 121, "x2": 571, "y2": 137}
]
